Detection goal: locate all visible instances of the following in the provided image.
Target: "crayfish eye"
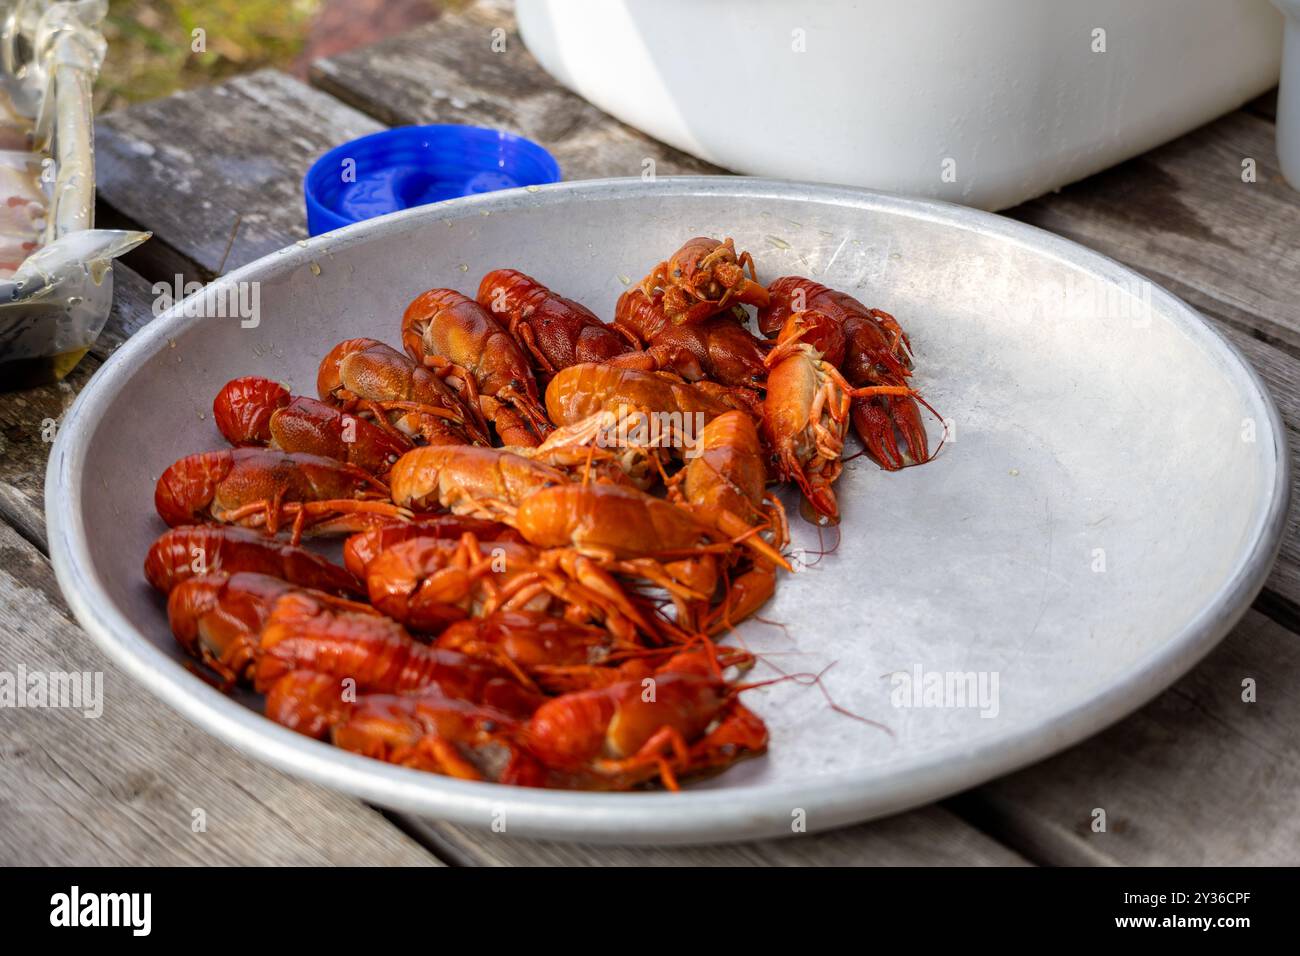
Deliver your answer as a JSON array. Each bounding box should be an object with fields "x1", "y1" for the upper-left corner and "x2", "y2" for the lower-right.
[
  {"x1": 672, "y1": 268, "x2": 682, "y2": 278},
  {"x1": 481, "y1": 720, "x2": 498, "y2": 733}
]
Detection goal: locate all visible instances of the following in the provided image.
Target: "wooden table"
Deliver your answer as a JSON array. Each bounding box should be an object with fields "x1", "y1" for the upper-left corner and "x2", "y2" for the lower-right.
[{"x1": 3, "y1": 1, "x2": 1298, "y2": 866}]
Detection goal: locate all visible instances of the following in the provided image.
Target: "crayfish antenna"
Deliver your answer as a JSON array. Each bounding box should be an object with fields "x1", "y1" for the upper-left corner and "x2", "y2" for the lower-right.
[
  {"x1": 911, "y1": 391, "x2": 947, "y2": 464},
  {"x1": 846, "y1": 384, "x2": 914, "y2": 401},
  {"x1": 733, "y1": 661, "x2": 894, "y2": 737}
]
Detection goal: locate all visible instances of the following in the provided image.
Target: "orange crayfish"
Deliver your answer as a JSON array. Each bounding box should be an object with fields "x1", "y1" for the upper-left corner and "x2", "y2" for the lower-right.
[
  {"x1": 167, "y1": 571, "x2": 539, "y2": 716},
  {"x1": 213, "y1": 375, "x2": 411, "y2": 476},
  {"x1": 145, "y1": 524, "x2": 361, "y2": 596},
  {"x1": 762, "y1": 310, "x2": 919, "y2": 522},
  {"x1": 401, "y1": 288, "x2": 551, "y2": 445},
  {"x1": 154, "y1": 448, "x2": 409, "y2": 544},
  {"x1": 640, "y1": 236, "x2": 770, "y2": 325},
  {"x1": 342, "y1": 513, "x2": 523, "y2": 580},
  {"x1": 317, "y1": 337, "x2": 488, "y2": 447},
  {"x1": 477, "y1": 268, "x2": 633, "y2": 377},
  {"x1": 761, "y1": 276, "x2": 935, "y2": 471},
  {"x1": 364, "y1": 532, "x2": 666, "y2": 643},
  {"x1": 523, "y1": 645, "x2": 768, "y2": 790},
  {"x1": 265, "y1": 670, "x2": 546, "y2": 785}
]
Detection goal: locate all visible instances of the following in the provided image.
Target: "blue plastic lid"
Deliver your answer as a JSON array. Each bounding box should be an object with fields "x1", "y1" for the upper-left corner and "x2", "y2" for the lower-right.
[{"x1": 303, "y1": 124, "x2": 562, "y2": 236}]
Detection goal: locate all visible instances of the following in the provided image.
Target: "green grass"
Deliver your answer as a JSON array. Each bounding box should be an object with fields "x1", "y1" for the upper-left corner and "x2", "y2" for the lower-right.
[{"x1": 97, "y1": 0, "x2": 323, "y2": 111}]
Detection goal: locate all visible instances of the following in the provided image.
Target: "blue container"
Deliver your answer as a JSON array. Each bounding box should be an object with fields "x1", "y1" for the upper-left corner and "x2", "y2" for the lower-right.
[{"x1": 304, "y1": 125, "x2": 561, "y2": 236}]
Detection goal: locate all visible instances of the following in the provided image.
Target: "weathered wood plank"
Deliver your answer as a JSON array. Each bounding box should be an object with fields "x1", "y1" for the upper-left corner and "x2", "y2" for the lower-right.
[
  {"x1": 95, "y1": 70, "x2": 384, "y2": 281},
  {"x1": 0, "y1": 372, "x2": 85, "y2": 550},
  {"x1": 407, "y1": 804, "x2": 1029, "y2": 866},
  {"x1": 0, "y1": 264, "x2": 158, "y2": 550},
  {"x1": 953, "y1": 609, "x2": 1300, "y2": 866},
  {"x1": 309, "y1": 4, "x2": 723, "y2": 180},
  {"x1": 0, "y1": 521, "x2": 439, "y2": 866}
]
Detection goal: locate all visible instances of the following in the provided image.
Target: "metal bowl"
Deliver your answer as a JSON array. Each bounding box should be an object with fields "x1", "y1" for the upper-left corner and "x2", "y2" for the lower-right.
[{"x1": 46, "y1": 177, "x2": 1289, "y2": 844}]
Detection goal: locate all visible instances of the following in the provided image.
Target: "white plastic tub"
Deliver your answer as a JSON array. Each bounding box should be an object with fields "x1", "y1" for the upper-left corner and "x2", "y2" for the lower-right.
[
  {"x1": 1276, "y1": 0, "x2": 1300, "y2": 187},
  {"x1": 517, "y1": 0, "x2": 1283, "y2": 209}
]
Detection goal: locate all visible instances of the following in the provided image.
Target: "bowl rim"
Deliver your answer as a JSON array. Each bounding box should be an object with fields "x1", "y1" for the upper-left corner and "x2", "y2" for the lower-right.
[{"x1": 46, "y1": 175, "x2": 1291, "y2": 844}]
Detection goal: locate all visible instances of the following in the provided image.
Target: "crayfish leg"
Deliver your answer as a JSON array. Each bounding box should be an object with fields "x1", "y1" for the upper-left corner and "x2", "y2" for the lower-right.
[
  {"x1": 595, "y1": 725, "x2": 692, "y2": 792},
  {"x1": 687, "y1": 701, "x2": 769, "y2": 774},
  {"x1": 703, "y1": 564, "x2": 778, "y2": 637}
]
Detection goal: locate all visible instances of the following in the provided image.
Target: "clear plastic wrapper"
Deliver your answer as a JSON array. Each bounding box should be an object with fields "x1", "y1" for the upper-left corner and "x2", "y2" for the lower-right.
[{"x1": 0, "y1": 0, "x2": 149, "y2": 389}]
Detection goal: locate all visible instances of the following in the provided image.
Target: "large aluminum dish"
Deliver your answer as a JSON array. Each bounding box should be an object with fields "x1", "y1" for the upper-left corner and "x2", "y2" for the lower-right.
[{"x1": 46, "y1": 178, "x2": 1288, "y2": 845}]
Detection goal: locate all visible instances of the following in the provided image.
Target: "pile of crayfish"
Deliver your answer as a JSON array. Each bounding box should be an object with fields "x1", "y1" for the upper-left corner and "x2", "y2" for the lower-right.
[{"x1": 143, "y1": 236, "x2": 939, "y2": 791}]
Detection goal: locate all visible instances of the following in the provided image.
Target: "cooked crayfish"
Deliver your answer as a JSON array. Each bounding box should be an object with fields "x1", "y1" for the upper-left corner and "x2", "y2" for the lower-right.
[
  {"x1": 435, "y1": 612, "x2": 609, "y2": 667},
  {"x1": 364, "y1": 532, "x2": 666, "y2": 643},
  {"x1": 145, "y1": 524, "x2": 361, "y2": 596},
  {"x1": 528, "y1": 409, "x2": 665, "y2": 490},
  {"x1": 514, "y1": 480, "x2": 786, "y2": 632},
  {"x1": 343, "y1": 513, "x2": 522, "y2": 579},
  {"x1": 610, "y1": 289, "x2": 768, "y2": 387},
  {"x1": 477, "y1": 268, "x2": 632, "y2": 376},
  {"x1": 401, "y1": 288, "x2": 551, "y2": 445},
  {"x1": 317, "y1": 337, "x2": 488, "y2": 447},
  {"x1": 155, "y1": 448, "x2": 408, "y2": 544},
  {"x1": 640, "y1": 236, "x2": 770, "y2": 325},
  {"x1": 545, "y1": 362, "x2": 735, "y2": 428},
  {"x1": 213, "y1": 375, "x2": 411, "y2": 475},
  {"x1": 761, "y1": 276, "x2": 933, "y2": 470},
  {"x1": 436, "y1": 610, "x2": 690, "y2": 696},
  {"x1": 168, "y1": 571, "x2": 538, "y2": 715},
  {"x1": 613, "y1": 286, "x2": 672, "y2": 344},
  {"x1": 273, "y1": 641, "x2": 769, "y2": 788},
  {"x1": 758, "y1": 275, "x2": 912, "y2": 360},
  {"x1": 388, "y1": 444, "x2": 568, "y2": 522},
  {"x1": 524, "y1": 645, "x2": 768, "y2": 790},
  {"x1": 763, "y1": 311, "x2": 917, "y2": 522},
  {"x1": 265, "y1": 670, "x2": 546, "y2": 784},
  {"x1": 251, "y1": 585, "x2": 539, "y2": 713},
  {"x1": 390, "y1": 451, "x2": 777, "y2": 631},
  {"x1": 669, "y1": 410, "x2": 787, "y2": 633}
]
